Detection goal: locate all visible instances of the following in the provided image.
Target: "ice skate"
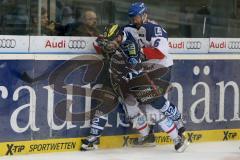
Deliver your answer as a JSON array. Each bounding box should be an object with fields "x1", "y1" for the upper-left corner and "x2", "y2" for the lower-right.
[
  {"x1": 132, "y1": 126, "x2": 156, "y2": 147},
  {"x1": 80, "y1": 136, "x2": 100, "y2": 151},
  {"x1": 175, "y1": 118, "x2": 186, "y2": 137},
  {"x1": 173, "y1": 135, "x2": 189, "y2": 153},
  {"x1": 132, "y1": 133, "x2": 155, "y2": 147}
]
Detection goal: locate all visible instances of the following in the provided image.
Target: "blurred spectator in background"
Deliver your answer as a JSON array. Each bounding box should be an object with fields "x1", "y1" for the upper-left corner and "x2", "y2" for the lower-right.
[
  {"x1": 61, "y1": 6, "x2": 75, "y2": 26},
  {"x1": 30, "y1": 7, "x2": 56, "y2": 35},
  {"x1": 63, "y1": 7, "x2": 82, "y2": 36},
  {"x1": 55, "y1": 6, "x2": 76, "y2": 36},
  {"x1": 70, "y1": 9, "x2": 99, "y2": 36}
]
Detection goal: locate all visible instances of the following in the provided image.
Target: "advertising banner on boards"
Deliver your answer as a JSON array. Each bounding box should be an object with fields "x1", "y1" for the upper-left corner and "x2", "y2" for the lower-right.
[{"x1": 0, "y1": 36, "x2": 239, "y2": 144}]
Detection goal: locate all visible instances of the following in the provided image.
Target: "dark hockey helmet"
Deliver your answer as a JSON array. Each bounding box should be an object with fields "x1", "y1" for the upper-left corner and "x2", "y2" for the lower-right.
[{"x1": 103, "y1": 23, "x2": 121, "y2": 41}]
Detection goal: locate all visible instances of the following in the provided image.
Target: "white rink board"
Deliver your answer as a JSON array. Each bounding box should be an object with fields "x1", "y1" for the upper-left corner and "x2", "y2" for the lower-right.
[
  {"x1": 0, "y1": 36, "x2": 240, "y2": 56},
  {"x1": 168, "y1": 38, "x2": 209, "y2": 53},
  {"x1": 0, "y1": 35, "x2": 29, "y2": 53},
  {"x1": 209, "y1": 38, "x2": 240, "y2": 53},
  {"x1": 0, "y1": 53, "x2": 239, "y2": 60},
  {"x1": 29, "y1": 36, "x2": 96, "y2": 53}
]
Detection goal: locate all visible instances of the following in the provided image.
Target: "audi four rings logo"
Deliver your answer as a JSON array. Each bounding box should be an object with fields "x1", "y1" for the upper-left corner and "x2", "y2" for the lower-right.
[
  {"x1": 68, "y1": 40, "x2": 86, "y2": 49},
  {"x1": 186, "y1": 41, "x2": 201, "y2": 49},
  {"x1": 0, "y1": 39, "x2": 16, "y2": 48},
  {"x1": 228, "y1": 41, "x2": 240, "y2": 49}
]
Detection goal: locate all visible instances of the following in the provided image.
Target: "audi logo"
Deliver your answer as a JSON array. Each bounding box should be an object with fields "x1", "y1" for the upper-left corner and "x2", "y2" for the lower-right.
[
  {"x1": 0, "y1": 39, "x2": 16, "y2": 48},
  {"x1": 186, "y1": 41, "x2": 201, "y2": 49},
  {"x1": 68, "y1": 40, "x2": 86, "y2": 49},
  {"x1": 228, "y1": 41, "x2": 240, "y2": 49}
]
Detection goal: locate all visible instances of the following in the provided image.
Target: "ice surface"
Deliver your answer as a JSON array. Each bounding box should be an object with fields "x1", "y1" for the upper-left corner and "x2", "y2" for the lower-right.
[{"x1": 1, "y1": 141, "x2": 240, "y2": 160}]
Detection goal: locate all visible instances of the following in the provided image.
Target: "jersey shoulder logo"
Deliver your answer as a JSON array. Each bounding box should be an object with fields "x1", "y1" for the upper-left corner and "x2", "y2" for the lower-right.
[{"x1": 154, "y1": 26, "x2": 162, "y2": 36}]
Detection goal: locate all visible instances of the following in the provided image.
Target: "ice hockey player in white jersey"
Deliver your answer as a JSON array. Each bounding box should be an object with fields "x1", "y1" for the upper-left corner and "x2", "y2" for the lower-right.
[{"x1": 119, "y1": 2, "x2": 189, "y2": 151}]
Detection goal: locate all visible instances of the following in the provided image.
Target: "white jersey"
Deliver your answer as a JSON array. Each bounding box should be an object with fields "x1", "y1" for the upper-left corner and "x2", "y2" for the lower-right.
[{"x1": 122, "y1": 21, "x2": 173, "y2": 67}]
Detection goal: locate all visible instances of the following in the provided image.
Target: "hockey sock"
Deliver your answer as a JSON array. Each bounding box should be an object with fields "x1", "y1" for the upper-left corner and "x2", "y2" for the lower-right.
[
  {"x1": 158, "y1": 117, "x2": 178, "y2": 140},
  {"x1": 132, "y1": 113, "x2": 150, "y2": 136},
  {"x1": 124, "y1": 95, "x2": 150, "y2": 137},
  {"x1": 90, "y1": 115, "x2": 107, "y2": 139}
]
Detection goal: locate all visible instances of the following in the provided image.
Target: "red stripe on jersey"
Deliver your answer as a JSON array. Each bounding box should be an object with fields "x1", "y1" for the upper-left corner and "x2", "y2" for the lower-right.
[{"x1": 143, "y1": 47, "x2": 165, "y2": 60}]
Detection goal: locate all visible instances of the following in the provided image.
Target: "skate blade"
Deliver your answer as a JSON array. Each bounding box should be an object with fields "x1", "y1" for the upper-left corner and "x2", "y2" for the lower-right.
[
  {"x1": 80, "y1": 144, "x2": 98, "y2": 151},
  {"x1": 131, "y1": 142, "x2": 156, "y2": 148},
  {"x1": 176, "y1": 139, "x2": 190, "y2": 153}
]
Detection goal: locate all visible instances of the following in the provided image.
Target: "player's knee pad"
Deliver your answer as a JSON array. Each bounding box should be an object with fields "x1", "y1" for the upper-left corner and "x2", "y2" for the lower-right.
[
  {"x1": 158, "y1": 116, "x2": 174, "y2": 131},
  {"x1": 140, "y1": 104, "x2": 164, "y2": 125},
  {"x1": 131, "y1": 112, "x2": 148, "y2": 130},
  {"x1": 125, "y1": 94, "x2": 138, "y2": 106},
  {"x1": 90, "y1": 115, "x2": 107, "y2": 137},
  {"x1": 124, "y1": 95, "x2": 141, "y2": 118}
]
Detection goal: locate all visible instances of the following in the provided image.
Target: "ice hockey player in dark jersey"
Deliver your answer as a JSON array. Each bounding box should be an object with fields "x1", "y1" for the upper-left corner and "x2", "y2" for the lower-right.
[
  {"x1": 81, "y1": 22, "x2": 188, "y2": 152},
  {"x1": 80, "y1": 24, "x2": 157, "y2": 151}
]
